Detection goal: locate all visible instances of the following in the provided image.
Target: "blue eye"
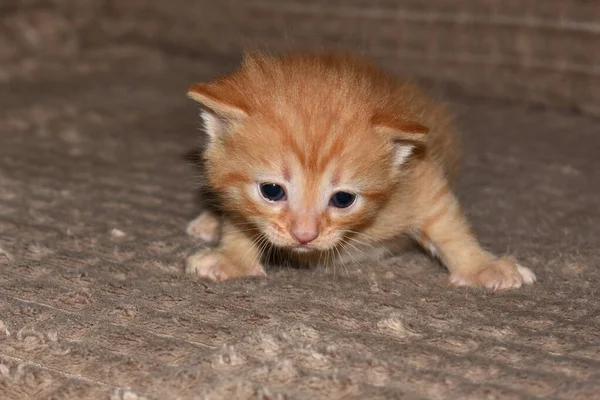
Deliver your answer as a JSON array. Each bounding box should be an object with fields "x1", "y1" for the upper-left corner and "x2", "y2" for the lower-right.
[
  {"x1": 330, "y1": 192, "x2": 356, "y2": 208},
  {"x1": 259, "y1": 183, "x2": 286, "y2": 201}
]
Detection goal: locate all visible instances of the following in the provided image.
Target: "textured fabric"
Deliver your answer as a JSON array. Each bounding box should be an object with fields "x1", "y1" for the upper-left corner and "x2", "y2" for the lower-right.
[
  {"x1": 1, "y1": 44, "x2": 599, "y2": 399},
  {"x1": 1, "y1": 2, "x2": 600, "y2": 399}
]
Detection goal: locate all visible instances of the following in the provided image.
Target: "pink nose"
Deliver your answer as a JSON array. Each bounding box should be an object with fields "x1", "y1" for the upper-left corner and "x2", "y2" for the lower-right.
[{"x1": 291, "y1": 228, "x2": 319, "y2": 245}]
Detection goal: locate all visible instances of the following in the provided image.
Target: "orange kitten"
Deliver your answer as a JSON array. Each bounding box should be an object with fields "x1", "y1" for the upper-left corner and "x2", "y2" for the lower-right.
[{"x1": 184, "y1": 51, "x2": 536, "y2": 291}]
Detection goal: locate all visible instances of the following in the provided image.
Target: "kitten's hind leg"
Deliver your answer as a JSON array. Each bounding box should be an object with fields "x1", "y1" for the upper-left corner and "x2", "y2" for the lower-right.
[
  {"x1": 185, "y1": 219, "x2": 266, "y2": 281},
  {"x1": 414, "y1": 170, "x2": 536, "y2": 291},
  {"x1": 186, "y1": 210, "x2": 222, "y2": 244}
]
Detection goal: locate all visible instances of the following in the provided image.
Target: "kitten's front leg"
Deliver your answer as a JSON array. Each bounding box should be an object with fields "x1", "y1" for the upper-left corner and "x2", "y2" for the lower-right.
[
  {"x1": 186, "y1": 219, "x2": 266, "y2": 281},
  {"x1": 186, "y1": 209, "x2": 222, "y2": 244},
  {"x1": 414, "y1": 171, "x2": 536, "y2": 291}
]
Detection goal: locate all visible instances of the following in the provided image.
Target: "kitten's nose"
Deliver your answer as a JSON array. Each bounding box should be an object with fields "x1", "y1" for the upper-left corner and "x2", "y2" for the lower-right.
[
  {"x1": 291, "y1": 228, "x2": 319, "y2": 244},
  {"x1": 290, "y1": 216, "x2": 319, "y2": 244}
]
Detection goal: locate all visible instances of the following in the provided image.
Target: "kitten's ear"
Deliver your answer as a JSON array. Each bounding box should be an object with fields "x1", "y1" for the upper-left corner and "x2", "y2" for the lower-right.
[
  {"x1": 187, "y1": 83, "x2": 249, "y2": 138},
  {"x1": 372, "y1": 113, "x2": 429, "y2": 167}
]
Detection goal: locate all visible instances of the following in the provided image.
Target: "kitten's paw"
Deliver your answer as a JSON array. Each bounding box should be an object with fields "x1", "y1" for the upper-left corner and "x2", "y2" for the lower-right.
[
  {"x1": 186, "y1": 251, "x2": 231, "y2": 281},
  {"x1": 185, "y1": 250, "x2": 265, "y2": 281},
  {"x1": 186, "y1": 211, "x2": 221, "y2": 244},
  {"x1": 449, "y1": 257, "x2": 536, "y2": 291}
]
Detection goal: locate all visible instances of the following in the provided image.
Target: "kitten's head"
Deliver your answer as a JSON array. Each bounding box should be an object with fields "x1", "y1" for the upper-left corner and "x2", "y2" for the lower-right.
[{"x1": 188, "y1": 52, "x2": 429, "y2": 252}]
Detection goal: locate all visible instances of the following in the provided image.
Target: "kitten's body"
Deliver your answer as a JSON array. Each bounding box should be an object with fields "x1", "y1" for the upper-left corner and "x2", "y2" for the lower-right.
[{"x1": 185, "y1": 52, "x2": 535, "y2": 290}]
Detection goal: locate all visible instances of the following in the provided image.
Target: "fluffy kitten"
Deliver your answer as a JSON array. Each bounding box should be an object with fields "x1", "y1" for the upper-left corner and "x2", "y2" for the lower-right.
[{"x1": 184, "y1": 51, "x2": 536, "y2": 291}]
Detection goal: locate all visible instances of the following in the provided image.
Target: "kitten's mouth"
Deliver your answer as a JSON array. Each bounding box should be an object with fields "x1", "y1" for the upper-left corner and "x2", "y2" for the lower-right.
[
  {"x1": 291, "y1": 246, "x2": 315, "y2": 253},
  {"x1": 288, "y1": 244, "x2": 324, "y2": 254}
]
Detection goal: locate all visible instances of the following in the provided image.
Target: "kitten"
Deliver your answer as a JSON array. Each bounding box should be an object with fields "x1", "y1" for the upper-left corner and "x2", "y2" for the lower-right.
[{"x1": 184, "y1": 51, "x2": 536, "y2": 291}]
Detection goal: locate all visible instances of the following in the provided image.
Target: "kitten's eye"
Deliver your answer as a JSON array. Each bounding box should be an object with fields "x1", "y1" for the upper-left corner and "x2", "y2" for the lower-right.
[
  {"x1": 259, "y1": 183, "x2": 286, "y2": 202},
  {"x1": 330, "y1": 191, "x2": 356, "y2": 208}
]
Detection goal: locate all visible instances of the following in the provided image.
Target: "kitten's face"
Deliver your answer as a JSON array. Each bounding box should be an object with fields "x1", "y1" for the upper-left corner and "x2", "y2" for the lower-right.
[
  {"x1": 205, "y1": 112, "x2": 396, "y2": 253},
  {"x1": 189, "y1": 52, "x2": 428, "y2": 252}
]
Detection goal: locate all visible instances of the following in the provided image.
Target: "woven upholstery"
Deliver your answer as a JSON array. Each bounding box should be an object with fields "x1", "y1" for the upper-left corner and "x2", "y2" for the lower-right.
[{"x1": 1, "y1": 2, "x2": 599, "y2": 399}]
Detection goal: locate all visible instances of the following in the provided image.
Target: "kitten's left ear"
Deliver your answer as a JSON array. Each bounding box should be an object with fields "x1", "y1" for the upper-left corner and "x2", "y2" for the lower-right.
[
  {"x1": 372, "y1": 113, "x2": 429, "y2": 167},
  {"x1": 187, "y1": 82, "x2": 249, "y2": 138}
]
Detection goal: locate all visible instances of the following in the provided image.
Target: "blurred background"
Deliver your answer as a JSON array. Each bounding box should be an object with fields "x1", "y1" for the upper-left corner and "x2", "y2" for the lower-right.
[{"x1": 1, "y1": 0, "x2": 599, "y2": 116}]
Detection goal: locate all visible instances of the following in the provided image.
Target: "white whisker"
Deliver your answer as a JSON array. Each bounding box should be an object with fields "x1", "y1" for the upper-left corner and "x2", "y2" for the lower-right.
[
  {"x1": 340, "y1": 240, "x2": 364, "y2": 272},
  {"x1": 332, "y1": 244, "x2": 349, "y2": 279},
  {"x1": 241, "y1": 233, "x2": 263, "y2": 266}
]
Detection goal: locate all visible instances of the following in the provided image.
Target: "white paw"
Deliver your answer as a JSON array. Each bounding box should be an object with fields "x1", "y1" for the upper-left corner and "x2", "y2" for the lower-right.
[
  {"x1": 450, "y1": 257, "x2": 536, "y2": 291},
  {"x1": 186, "y1": 211, "x2": 221, "y2": 243},
  {"x1": 185, "y1": 250, "x2": 230, "y2": 281},
  {"x1": 185, "y1": 250, "x2": 266, "y2": 282}
]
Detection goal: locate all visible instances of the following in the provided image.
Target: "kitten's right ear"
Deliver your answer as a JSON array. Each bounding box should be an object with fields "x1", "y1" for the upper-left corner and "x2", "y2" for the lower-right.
[{"x1": 187, "y1": 83, "x2": 249, "y2": 138}]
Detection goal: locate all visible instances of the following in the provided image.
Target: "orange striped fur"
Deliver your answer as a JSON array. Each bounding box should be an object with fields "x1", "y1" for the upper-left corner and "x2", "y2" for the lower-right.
[{"x1": 184, "y1": 51, "x2": 536, "y2": 290}]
